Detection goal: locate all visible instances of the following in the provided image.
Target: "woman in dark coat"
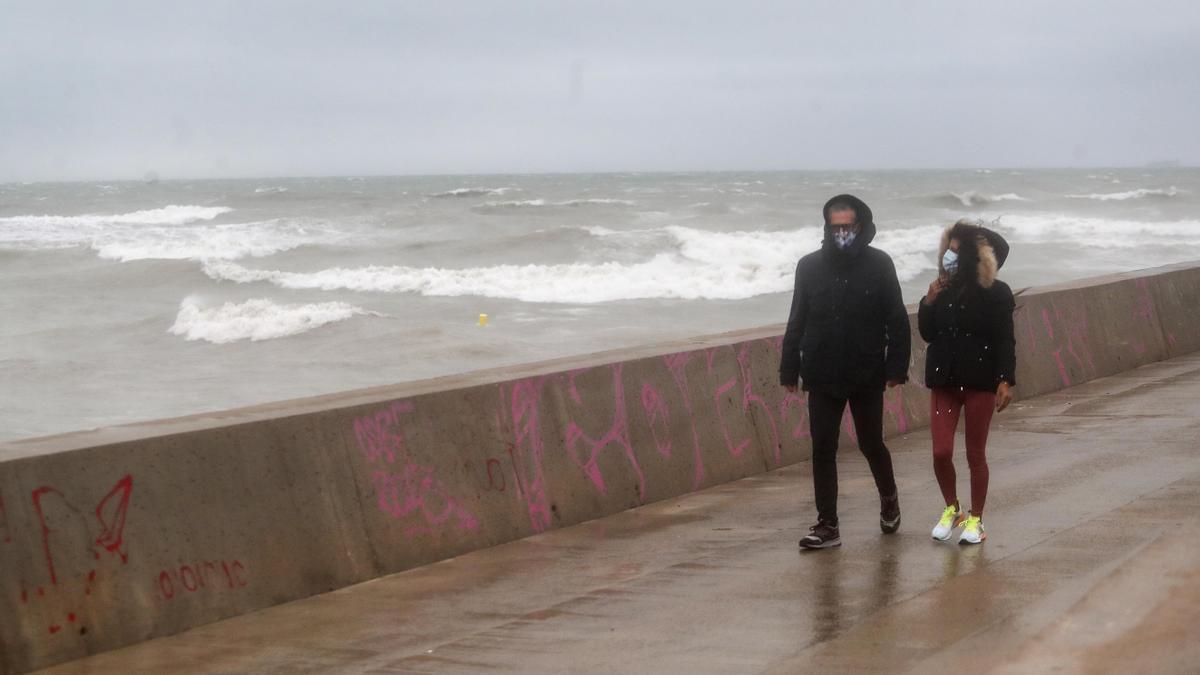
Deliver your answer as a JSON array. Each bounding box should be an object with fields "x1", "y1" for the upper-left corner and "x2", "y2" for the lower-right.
[{"x1": 918, "y1": 219, "x2": 1015, "y2": 545}]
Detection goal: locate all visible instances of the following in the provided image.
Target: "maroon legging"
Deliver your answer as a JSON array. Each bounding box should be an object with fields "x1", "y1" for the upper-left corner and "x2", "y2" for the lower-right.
[{"x1": 930, "y1": 387, "x2": 996, "y2": 516}]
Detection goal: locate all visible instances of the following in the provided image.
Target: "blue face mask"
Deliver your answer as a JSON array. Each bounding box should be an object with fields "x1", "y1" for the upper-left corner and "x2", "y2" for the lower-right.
[
  {"x1": 833, "y1": 230, "x2": 857, "y2": 250},
  {"x1": 942, "y1": 249, "x2": 959, "y2": 275}
]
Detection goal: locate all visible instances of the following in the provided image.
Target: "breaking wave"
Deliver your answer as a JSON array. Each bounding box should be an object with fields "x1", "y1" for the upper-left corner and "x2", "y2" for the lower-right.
[
  {"x1": 430, "y1": 187, "x2": 517, "y2": 198},
  {"x1": 939, "y1": 191, "x2": 1031, "y2": 207},
  {"x1": 201, "y1": 224, "x2": 943, "y2": 303},
  {"x1": 1066, "y1": 187, "x2": 1180, "y2": 201},
  {"x1": 168, "y1": 296, "x2": 375, "y2": 343}
]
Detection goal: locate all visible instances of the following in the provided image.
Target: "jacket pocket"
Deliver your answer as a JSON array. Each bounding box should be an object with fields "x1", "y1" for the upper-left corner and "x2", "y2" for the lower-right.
[{"x1": 799, "y1": 332, "x2": 830, "y2": 382}]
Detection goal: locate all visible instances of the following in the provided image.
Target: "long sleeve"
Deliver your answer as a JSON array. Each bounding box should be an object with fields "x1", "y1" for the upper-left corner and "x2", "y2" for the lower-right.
[
  {"x1": 882, "y1": 256, "x2": 911, "y2": 383},
  {"x1": 992, "y1": 284, "x2": 1017, "y2": 387},
  {"x1": 918, "y1": 296, "x2": 937, "y2": 343},
  {"x1": 779, "y1": 260, "x2": 807, "y2": 386}
]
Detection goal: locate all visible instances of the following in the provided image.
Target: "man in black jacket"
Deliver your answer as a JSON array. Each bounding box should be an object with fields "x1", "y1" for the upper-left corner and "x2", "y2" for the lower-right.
[{"x1": 780, "y1": 194, "x2": 911, "y2": 549}]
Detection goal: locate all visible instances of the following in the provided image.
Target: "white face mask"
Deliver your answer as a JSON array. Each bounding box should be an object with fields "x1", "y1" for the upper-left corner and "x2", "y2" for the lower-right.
[
  {"x1": 942, "y1": 249, "x2": 959, "y2": 274},
  {"x1": 833, "y1": 230, "x2": 857, "y2": 250}
]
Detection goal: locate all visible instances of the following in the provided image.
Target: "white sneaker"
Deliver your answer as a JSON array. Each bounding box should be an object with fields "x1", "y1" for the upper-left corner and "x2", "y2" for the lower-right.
[
  {"x1": 958, "y1": 516, "x2": 986, "y2": 545},
  {"x1": 931, "y1": 504, "x2": 966, "y2": 541}
]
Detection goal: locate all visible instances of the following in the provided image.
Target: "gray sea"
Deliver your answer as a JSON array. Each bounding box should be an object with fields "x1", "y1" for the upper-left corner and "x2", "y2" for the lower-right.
[{"x1": 3, "y1": 168, "x2": 1199, "y2": 441}]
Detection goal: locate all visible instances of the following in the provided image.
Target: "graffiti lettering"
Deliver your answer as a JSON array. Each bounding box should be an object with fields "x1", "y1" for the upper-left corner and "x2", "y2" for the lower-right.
[{"x1": 353, "y1": 401, "x2": 480, "y2": 537}]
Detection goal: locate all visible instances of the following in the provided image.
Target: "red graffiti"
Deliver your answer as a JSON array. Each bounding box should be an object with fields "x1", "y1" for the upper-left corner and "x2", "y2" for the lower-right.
[
  {"x1": 94, "y1": 475, "x2": 133, "y2": 564},
  {"x1": 158, "y1": 559, "x2": 247, "y2": 600},
  {"x1": 14, "y1": 474, "x2": 134, "y2": 637},
  {"x1": 485, "y1": 458, "x2": 507, "y2": 491},
  {"x1": 31, "y1": 474, "x2": 133, "y2": 586}
]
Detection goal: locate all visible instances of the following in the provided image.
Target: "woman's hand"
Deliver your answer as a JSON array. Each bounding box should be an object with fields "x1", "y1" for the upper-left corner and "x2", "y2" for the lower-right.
[
  {"x1": 924, "y1": 277, "x2": 947, "y2": 305},
  {"x1": 996, "y1": 381, "x2": 1013, "y2": 412}
]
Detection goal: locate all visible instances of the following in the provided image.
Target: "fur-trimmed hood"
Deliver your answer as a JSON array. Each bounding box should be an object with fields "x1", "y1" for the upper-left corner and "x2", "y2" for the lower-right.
[{"x1": 938, "y1": 220, "x2": 1010, "y2": 289}]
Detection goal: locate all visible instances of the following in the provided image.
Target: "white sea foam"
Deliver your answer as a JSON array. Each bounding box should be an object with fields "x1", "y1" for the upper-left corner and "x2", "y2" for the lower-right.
[
  {"x1": 0, "y1": 205, "x2": 231, "y2": 228},
  {"x1": 480, "y1": 199, "x2": 547, "y2": 208},
  {"x1": 1066, "y1": 187, "x2": 1179, "y2": 201},
  {"x1": 94, "y1": 221, "x2": 339, "y2": 261},
  {"x1": 253, "y1": 186, "x2": 289, "y2": 194},
  {"x1": 169, "y1": 296, "x2": 373, "y2": 344},
  {"x1": 203, "y1": 224, "x2": 942, "y2": 303},
  {"x1": 0, "y1": 211, "x2": 337, "y2": 261},
  {"x1": 947, "y1": 191, "x2": 1031, "y2": 207},
  {"x1": 477, "y1": 198, "x2": 636, "y2": 208},
  {"x1": 559, "y1": 198, "x2": 637, "y2": 207},
  {"x1": 992, "y1": 214, "x2": 1200, "y2": 248},
  {"x1": 430, "y1": 187, "x2": 516, "y2": 198}
]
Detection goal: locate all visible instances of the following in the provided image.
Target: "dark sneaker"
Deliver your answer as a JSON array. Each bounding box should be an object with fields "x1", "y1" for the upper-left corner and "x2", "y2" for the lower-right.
[
  {"x1": 799, "y1": 520, "x2": 841, "y2": 549},
  {"x1": 880, "y1": 492, "x2": 901, "y2": 534}
]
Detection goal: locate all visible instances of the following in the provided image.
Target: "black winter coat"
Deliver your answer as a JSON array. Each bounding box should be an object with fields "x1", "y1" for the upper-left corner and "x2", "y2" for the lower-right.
[
  {"x1": 779, "y1": 195, "x2": 912, "y2": 398},
  {"x1": 918, "y1": 282, "x2": 1017, "y2": 391}
]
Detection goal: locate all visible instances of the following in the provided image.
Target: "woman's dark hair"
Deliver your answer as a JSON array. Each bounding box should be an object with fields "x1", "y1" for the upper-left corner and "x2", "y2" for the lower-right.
[{"x1": 946, "y1": 220, "x2": 984, "y2": 296}]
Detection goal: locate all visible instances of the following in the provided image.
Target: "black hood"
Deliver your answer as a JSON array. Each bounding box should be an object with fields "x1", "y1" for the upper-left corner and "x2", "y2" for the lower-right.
[
  {"x1": 821, "y1": 194, "x2": 876, "y2": 258},
  {"x1": 980, "y1": 227, "x2": 1010, "y2": 270}
]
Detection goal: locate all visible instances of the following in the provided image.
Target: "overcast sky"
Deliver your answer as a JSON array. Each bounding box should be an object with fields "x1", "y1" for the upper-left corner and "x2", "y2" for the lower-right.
[{"x1": 2, "y1": 1, "x2": 1198, "y2": 181}]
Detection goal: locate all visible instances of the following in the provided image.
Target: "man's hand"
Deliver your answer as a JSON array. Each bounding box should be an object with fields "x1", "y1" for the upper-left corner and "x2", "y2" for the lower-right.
[
  {"x1": 924, "y1": 277, "x2": 947, "y2": 305},
  {"x1": 886, "y1": 380, "x2": 902, "y2": 389},
  {"x1": 996, "y1": 381, "x2": 1013, "y2": 412},
  {"x1": 784, "y1": 384, "x2": 797, "y2": 393}
]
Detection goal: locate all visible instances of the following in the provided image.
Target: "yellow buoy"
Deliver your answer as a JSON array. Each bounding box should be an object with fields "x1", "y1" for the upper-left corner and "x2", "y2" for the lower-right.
[{"x1": 478, "y1": 313, "x2": 489, "y2": 326}]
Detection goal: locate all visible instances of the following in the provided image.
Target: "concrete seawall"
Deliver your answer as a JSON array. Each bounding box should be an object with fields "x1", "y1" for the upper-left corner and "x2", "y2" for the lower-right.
[{"x1": 1, "y1": 261, "x2": 1197, "y2": 674}]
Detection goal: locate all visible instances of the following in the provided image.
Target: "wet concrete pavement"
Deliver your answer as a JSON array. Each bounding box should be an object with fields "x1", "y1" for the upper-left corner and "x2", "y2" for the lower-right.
[{"x1": 38, "y1": 353, "x2": 1200, "y2": 674}]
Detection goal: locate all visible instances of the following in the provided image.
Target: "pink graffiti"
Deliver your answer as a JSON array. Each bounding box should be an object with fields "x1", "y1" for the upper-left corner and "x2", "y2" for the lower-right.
[
  {"x1": 488, "y1": 339, "x2": 861, "y2": 533},
  {"x1": 779, "y1": 391, "x2": 810, "y2": 440},
  {"x1": 705, "y1": 344, "x2": 786, "y2": 465},
  {"x1": 1016, "y1": 306, "x2": 1038, "y2": 353},
  {"x1": 664, "y1": 352, "x2": 707, "y2": 488},
  {"x1": 0, "y1": 489, "x2": 10, "y2": 544},
  {"x1": 502, "y1": 378, "x2": 553, "y2": 532},
  {"x1": 1041, "y1": 299, "x2": 1095, "y2": 387},
  {"x1": 1131, "y1": 279, "x2": 1156, "y2": 355},
  {"x1": 736, "y1": 344, "x2": 783, "y2": 465},
  {"x1": 564, "y1": 365, "x2": 646, "y2": 500},
  {"x1": 353, "y1": 402, "x2": 479, "y2": 537},
  {"x1": 640, "y1": 382, "x2": 673, "y2": 458},
  {"x1": 1055, "y1": 299, "x2": 1095, "y2": 372},
  {"x1": 883, "y1": 387, "x2": 909, "y2": 434},
  {"x1": 841, "y1": 407, "x2": 859, "y2": 444},
  {"x1": 713, "y1": 374, "x2": 749, "y2": 458},
  {"x1": 1049, "y1": 349, "x2": 1071, "y2": 387}
]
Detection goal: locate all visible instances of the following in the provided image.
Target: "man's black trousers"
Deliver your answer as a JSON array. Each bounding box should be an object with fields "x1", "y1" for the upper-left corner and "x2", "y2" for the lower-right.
[{"x1": 807, "y1": 387, "x2": 898, "y2": 524}]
